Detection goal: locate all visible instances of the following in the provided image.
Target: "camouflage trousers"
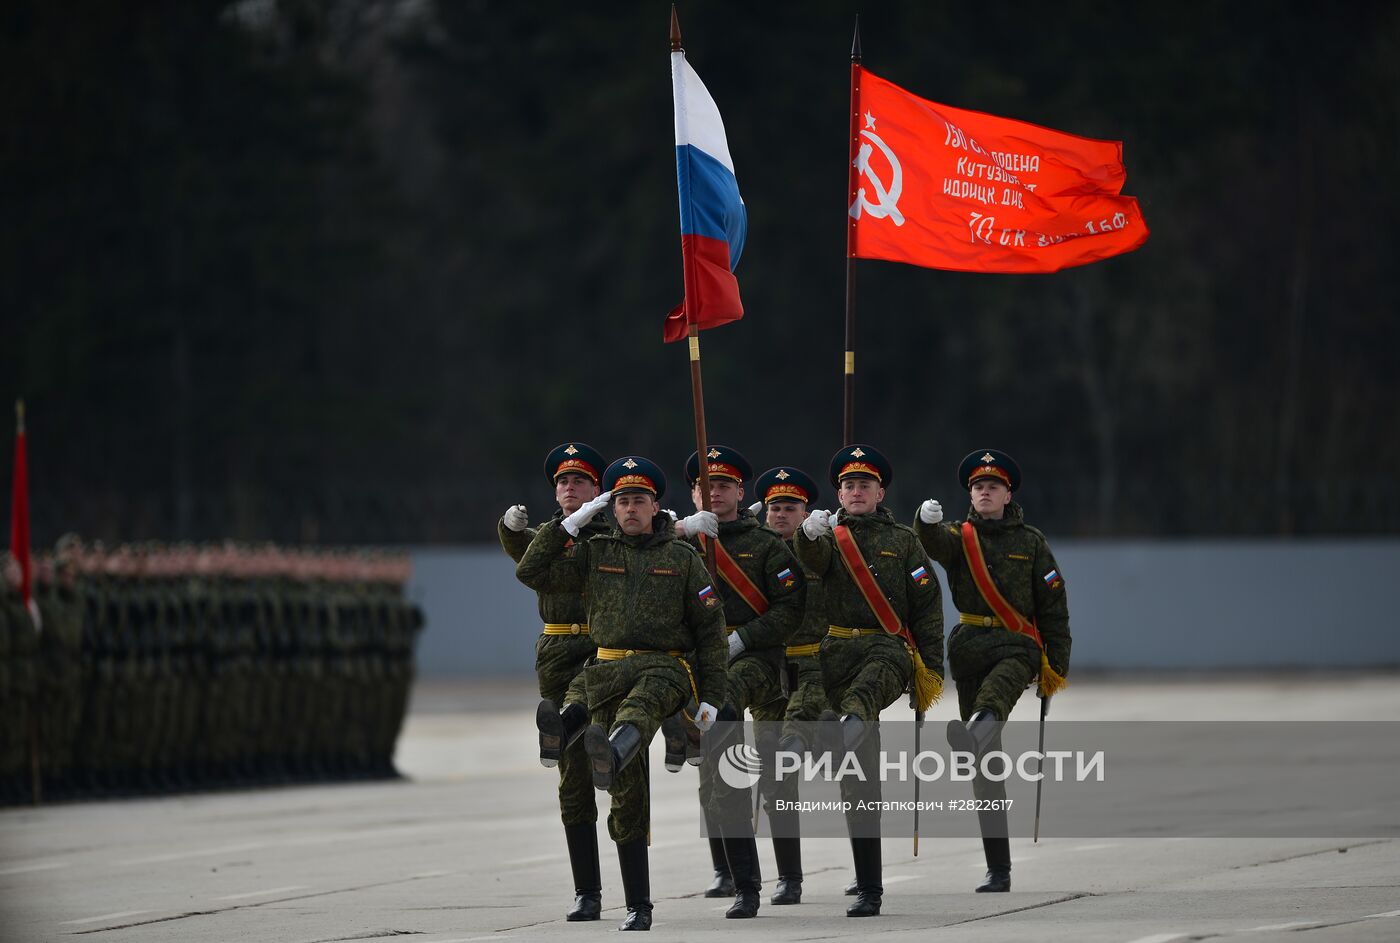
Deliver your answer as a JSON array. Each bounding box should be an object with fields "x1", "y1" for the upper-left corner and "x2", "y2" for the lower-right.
[
  {"x1": 780, "y1": 657, "x2": 830, "y2": 739},
  {"x1": 763, "y1": 658, "x2": 831, "y2": 838},
  {"x1": 700, "y1": 653, "x2": 786, "y2": 827},
  {"x1": 951, "y1": 649, "x2": 1037, "y2": 724},
  {"x1": 542, "y1": 681, "x2": 597, "y2": 829},
  {"x1": 563, "y1": 663, "x2": 687, "y2": 845},
  {"x1": 821, "y1": 649, "x2": 911, "y2": 836},
  {"x1": 539, "y1": 635, "x2": 597, "y2": 828},
  {"x1": 820, "y1": 642, "x2": 910, "y2": 724},
  {"x1": 951, "y1": 655, "x2": 1037, "y2": 803}
]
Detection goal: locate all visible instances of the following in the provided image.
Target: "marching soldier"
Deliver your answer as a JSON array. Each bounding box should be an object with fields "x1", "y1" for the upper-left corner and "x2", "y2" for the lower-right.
[
  {"x1": 752, "y1": 465, "x2": 827, "y2": 906},
  {"x1": 913, "y1": 449, "x2": 1071, "y2": 893},
  {"x1": 520, "y1": 455, "x2": 726, "y2": 931},
  {"x1": 794, "y1": 445, "x2": 944, "y2": 917},
  {"x1": 497, "y1": 441, "x2": 611, "y2": 922},
  {"x1": 674, "y1": 447, "x2": 804, "y2": 918}
]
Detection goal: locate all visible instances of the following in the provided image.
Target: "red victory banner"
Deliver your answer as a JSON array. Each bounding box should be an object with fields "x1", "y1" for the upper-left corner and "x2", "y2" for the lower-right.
[{"x1": 848, "y1": 69, "x2": 1148, "y2": 273}]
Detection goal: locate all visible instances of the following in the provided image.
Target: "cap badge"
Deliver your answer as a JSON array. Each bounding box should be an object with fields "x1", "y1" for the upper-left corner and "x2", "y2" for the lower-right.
[
  {"x1": 981, "y1": 452, "x2": 995, "y2": 462},
  {"x1": 622, "y1": 458, "x2": 638, "y2": 469},
  {"x1": 775, "y1": 469, "x2": 790, "y2": 480},
  {"x1": 707, "y1": 448, "x2": 721, "y2": 459}
]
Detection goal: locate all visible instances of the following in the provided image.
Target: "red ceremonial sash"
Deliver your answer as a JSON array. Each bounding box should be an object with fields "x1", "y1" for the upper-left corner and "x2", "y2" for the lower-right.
[
  {"x1": 960, "y1": 521, "x2": 1066, "y2": 697},
  {"x1": 960, "y1": 521, "x2": 1043, "y2": 648},
  {"x1": 832, "y1": 523, "x2": 945, "y2": 711},
  {"x1": 698, "y1": 534, "x2": 769, "y2": 616},
  {"x1": 831, "y1": 524, "x2": 914, "y2": 648}
]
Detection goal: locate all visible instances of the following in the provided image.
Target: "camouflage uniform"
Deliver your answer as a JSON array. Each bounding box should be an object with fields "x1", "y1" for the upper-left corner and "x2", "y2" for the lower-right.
[
  {"x1": 518, "y1": 513, "x2": 726, "y2": 844},
  {"x1": 690, "y1": 510, "x2": 804, "y2": 822},
  {"x1": 914, "y1": 500, "x2": 1071, "y2": 767},
  {"x1": 795, "y1": 501, "x2": 944, "y2": 915},
  {"x1": 795, "y1": 507, "x2": 944, "y2": 725},
  {"x1": 498, "y1": 509, "x2": 610, "y2": 827},
  {"x1": 779, "y1": 548, "x2": 831, "y2": 739},
  {"x1": 915, "y1": 449, "x2": 1071, "y2": 892}
]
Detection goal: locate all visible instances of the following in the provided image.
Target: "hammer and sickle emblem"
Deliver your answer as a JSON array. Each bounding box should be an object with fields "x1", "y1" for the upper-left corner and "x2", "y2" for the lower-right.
[{"x1": 849, "y1": 127, "x2": 905, "y2": 226}]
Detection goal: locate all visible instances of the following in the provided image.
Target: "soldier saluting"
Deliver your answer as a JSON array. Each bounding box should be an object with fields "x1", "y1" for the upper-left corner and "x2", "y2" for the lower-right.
[
  {"x1": 913, "y1": 449, "x2": 1071, "y2": 894},
  {"x1": 794, "y1": 445, "x2": 944, "y2": 918},
  {"x1": 520, "y1": 456, "x2": 726, "y2": 932},
  {"x1": 497, "y1": 442, "x2": 611, "y2": 922}
]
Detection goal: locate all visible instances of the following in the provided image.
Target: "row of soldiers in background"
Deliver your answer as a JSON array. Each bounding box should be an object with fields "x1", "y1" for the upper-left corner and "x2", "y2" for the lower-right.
[{"x1": 0, "y1": 540, "x2": 424, "y2": 806}]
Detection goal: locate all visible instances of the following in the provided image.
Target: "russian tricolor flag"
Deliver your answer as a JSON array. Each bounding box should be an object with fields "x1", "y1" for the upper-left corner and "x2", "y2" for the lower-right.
[{"x1": 663, "y1": 50, "x2": 747, "y2": 343}]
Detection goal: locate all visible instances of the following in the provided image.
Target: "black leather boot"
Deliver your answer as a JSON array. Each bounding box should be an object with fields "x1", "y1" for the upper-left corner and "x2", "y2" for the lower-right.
[
  {"x1": 946, "y1": 709, "x2": 1001, "y2": 760},
  {"x1": 537, "y1": 700, "x2": 588, "y2": 768},
  {"x1": 975, "y1": 837, "x2": 1012, "y2": 892},
  {"x1": 703, "y1": 835, "x2": 734, "y2": 897},
  {"x1": 975, "y1": 806, "x2": 1011, "y2": 892},
  {"x1": 844, "y1": 877, "x2": 859, "y2": 895},
  {"x1": 584, "y1": 723, "x2": 643, "y2": 791},
  {"x1": 563, "y1": 823, "x2": 602, "y2": 920},
  {"x1": 770, "y1": 835, "x2": 803, "y2": 904},
  {"x1": 660, "y1": 712, "x2": 687, "y2": 773},
  {"x1": 845, "y1": 837, "x2": 883, "y2": 917},
  {"x1": 722, "y1": 836, "x2": 762, "y2": 918},
  {"x1": 617, "y1": 838, "x2": 652, "y2": 930}
]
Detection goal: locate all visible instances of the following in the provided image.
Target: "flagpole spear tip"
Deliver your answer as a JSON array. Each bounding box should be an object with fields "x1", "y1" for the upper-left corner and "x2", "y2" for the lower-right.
[
  {"x1": 670, "y1": 5, "x2": 682, "y2": 51},
  {"x1": 851, "y1": 14, "x2": 862, "y2": 62}
]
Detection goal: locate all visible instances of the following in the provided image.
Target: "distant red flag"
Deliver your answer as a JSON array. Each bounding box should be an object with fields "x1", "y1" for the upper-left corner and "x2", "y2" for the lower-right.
[
  {"x1": 848, "y1": 69, "x2": 1148, "y2": 273},
  {"x1": 9, "y1": 400, "x2": 36, "y2": 627}
]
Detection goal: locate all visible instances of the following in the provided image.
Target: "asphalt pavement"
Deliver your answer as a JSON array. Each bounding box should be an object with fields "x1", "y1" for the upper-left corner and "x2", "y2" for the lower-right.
[{"x1": 3, "y1": 674, "x2": 1398, "y2": 942}]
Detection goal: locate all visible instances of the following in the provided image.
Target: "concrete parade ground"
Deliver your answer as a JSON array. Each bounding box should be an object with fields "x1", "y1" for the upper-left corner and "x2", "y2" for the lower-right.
[{"x1": 3, "y1": 674, "x2": 1399, "y2": 943}]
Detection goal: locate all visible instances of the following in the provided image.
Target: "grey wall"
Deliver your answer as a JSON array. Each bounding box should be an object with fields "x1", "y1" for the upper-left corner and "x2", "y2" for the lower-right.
[{"x1": 407, "y1": 540, "x2": 1400, "y2": 676}]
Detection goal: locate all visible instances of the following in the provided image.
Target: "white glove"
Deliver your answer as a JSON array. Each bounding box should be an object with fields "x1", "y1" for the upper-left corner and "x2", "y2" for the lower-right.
[
  {"x1": 680, "y1": 510, "x2": 719, "y2": 538},
  {"x1": 503, "y1": 504, "x2": 528, "y2": 532},
  {"x1": 664, "y1": 508, "x2": 679, "y2": 521},
  {"x1": 748, "y1": 501, "x2": 763, "y2": 515},
  {"x1": 802, "y1": 508, "x2": 833, "y2": 539},
  {"x1": 694, "y1": 701, "x2": 718, "y2": 732},
  {"x1": 562, "y1": 491, "x2": 611, "y2": 536},
  {"x1": 727, "y1": 632, "x2": 746, "y2": 660},
  {"x1": 919, "y1": 499, "x2": 944, "y2": 524}
]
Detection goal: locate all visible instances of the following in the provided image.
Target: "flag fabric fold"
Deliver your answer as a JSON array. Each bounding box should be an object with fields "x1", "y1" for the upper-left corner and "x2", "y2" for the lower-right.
[
  {"x1": 848, "y1": 68, "x2": 1148, "y2": 274},
  {"x1": 665, "y1": 51, "x2": 747, "y2": 343}
]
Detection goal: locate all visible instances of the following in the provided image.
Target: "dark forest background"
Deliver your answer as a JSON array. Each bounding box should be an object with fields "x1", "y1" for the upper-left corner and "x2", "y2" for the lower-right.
[{"x1": 3, "y1": 0, "x2": 1398, "y2": 545}]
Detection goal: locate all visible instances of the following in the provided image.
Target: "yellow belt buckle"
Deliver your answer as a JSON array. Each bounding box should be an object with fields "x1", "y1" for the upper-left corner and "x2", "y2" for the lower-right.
[{"x1": 570, "y1": 623, "x2": 581, "y2": 635}]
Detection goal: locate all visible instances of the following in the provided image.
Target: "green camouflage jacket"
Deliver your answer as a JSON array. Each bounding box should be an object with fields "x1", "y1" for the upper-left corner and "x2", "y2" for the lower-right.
[
  {"x1": 685, "y1": 509, "x2": 805, "y2": 654},
  {"x1": 516, "y1": 514, "x2": 728, "y2": 706},
  {"x1": 498, "y1": 508, "x2": 611, "y2": 626},
  {"x1": 785, "y1": 534, "x2": 827, "y2": 652},
  {"x1": 794, "y1": 506, "x2": 944, "y2": 675},
  {"x1": 914, "y1": 502, "x2": 1071, "y2": 677}
]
